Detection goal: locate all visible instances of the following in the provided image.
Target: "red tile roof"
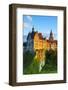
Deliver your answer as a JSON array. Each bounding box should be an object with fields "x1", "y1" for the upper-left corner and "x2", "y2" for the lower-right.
[{"x1": 38, "y1": 33, "x2": 43, "y2": 40}]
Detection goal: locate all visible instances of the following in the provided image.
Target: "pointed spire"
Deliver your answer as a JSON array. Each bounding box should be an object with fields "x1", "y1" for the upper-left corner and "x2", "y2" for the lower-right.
[
  {"x1": 32, "y1": 26, "x2": 34, "y2": 32},
  {"x1": 49, "y1": 29, "x2": 54, "y2": 40},
  {"x1": 50, "y1": 30, "x2": 53, "y2": 35}
]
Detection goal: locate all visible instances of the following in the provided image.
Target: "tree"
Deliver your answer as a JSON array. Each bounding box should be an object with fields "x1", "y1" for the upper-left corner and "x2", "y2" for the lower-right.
[
  {"x1": 23, "y1": 51, "x2": 35, "y2": 70},
  {"x1": 23, "y1": 51, "x2": 40, "y2": 74},
  {"x1": 45, "y1": 49, "x2": 57, "y2": 66}
]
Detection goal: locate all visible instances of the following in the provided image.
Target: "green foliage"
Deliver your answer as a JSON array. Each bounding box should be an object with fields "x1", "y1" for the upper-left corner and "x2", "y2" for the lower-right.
[
  {"x1": 45, "y1": 49, "x2": 57, "y2": 66},
  {"x1": 23, "y1": 51, "x2": 35, "y2": 71},
  {"x1": 23, "y1": 51, "x2": 40, "y2": 74},
  {"x1": 23, "y1": 49, "x2": 57, "y2": 74},
  {"x1": 41, "y1": 49, "x2": 57, "y2": 73},
  {"x1": 24, "y1": 58, "x2": 40, "y2": 74}
]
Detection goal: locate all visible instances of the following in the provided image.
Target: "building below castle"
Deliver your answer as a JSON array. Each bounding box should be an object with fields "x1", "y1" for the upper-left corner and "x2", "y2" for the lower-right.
[{"x1": 23, "y1": 27, "x2": 57, "y2": 71}]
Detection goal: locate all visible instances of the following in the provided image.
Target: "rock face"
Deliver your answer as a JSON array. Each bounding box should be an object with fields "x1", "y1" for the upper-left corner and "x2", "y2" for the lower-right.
[{"x1": 35, "y1": 49, "x2": 45, "y2": 72}]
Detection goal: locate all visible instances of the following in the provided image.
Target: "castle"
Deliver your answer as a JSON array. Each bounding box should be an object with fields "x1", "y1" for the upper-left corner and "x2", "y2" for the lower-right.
[{"x1": 23, "y1": 27, "x2": 57, "y2": 71}]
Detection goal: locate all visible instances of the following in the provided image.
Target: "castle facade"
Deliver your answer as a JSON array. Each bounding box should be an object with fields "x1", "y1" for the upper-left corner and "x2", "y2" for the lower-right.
[{"x1": 26, "y1": 27, "x2": 57, "y2": 52}]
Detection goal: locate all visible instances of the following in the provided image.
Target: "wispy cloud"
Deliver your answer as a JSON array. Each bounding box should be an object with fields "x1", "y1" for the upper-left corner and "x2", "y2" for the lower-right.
[
  {"x1": 26, "y1": 16, "x2": 32, "y2": 21},
  {"x1": 23, "y1": 22, "x2": 32, "y2": 29}
]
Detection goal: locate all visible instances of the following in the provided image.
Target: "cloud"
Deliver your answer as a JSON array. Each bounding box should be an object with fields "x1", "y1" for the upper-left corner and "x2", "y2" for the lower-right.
[
  {"x1": 26, "y1": 16, "x2": 32, "y2": 21},
  {"x1": 24, "y1": 22, "x2": 29, "y2": 28},
  {"x1": 23, "y1": 15, "x2": 32, "y2": 29},
  {"x1": 23, "y1": 22, "x2": 32, "y2": 29}
]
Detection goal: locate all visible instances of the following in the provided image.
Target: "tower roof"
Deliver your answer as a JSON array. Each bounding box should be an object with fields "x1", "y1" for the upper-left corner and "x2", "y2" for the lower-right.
[
  {"x1": 49, "y1": 30, "x2": 54, "y2": 40},
  {"x1": 32, "y1": 26, "x2": 34, "y2": 32},
  {"x1": 50, "y1": 30, "x2": 53, "y2": 35},
  {"x1": 27, "y1": 27, "x2": 36, "y2": 40}
]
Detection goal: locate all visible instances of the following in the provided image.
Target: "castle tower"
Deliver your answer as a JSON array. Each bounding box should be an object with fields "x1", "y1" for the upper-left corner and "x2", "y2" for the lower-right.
[
  {"x1": 49, "y1": 30, "x2": 54, "y2": 41},
  {"x1": 32, "y1": 26, "x2": 34, "y2": 33}
]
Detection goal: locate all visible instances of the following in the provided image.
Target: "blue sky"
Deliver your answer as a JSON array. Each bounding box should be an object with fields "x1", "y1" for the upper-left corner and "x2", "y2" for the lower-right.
[{"x1": 23, "y1": 15, "x2": 57, "y2": 40}]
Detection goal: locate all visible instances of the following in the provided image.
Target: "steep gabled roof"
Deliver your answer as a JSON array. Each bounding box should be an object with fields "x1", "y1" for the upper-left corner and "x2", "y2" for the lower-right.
[
  {"x1": 38, "y1": 33, "x2": 43, "y2": 40},
  {"x1": 46, "y1": 39, "x2": 57, "y2": 44}
]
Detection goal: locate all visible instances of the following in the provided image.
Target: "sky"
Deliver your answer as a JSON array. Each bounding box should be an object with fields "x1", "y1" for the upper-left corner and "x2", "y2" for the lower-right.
[{"x1": 23, "y1": 15, "x2": 57, "y2": 40}]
